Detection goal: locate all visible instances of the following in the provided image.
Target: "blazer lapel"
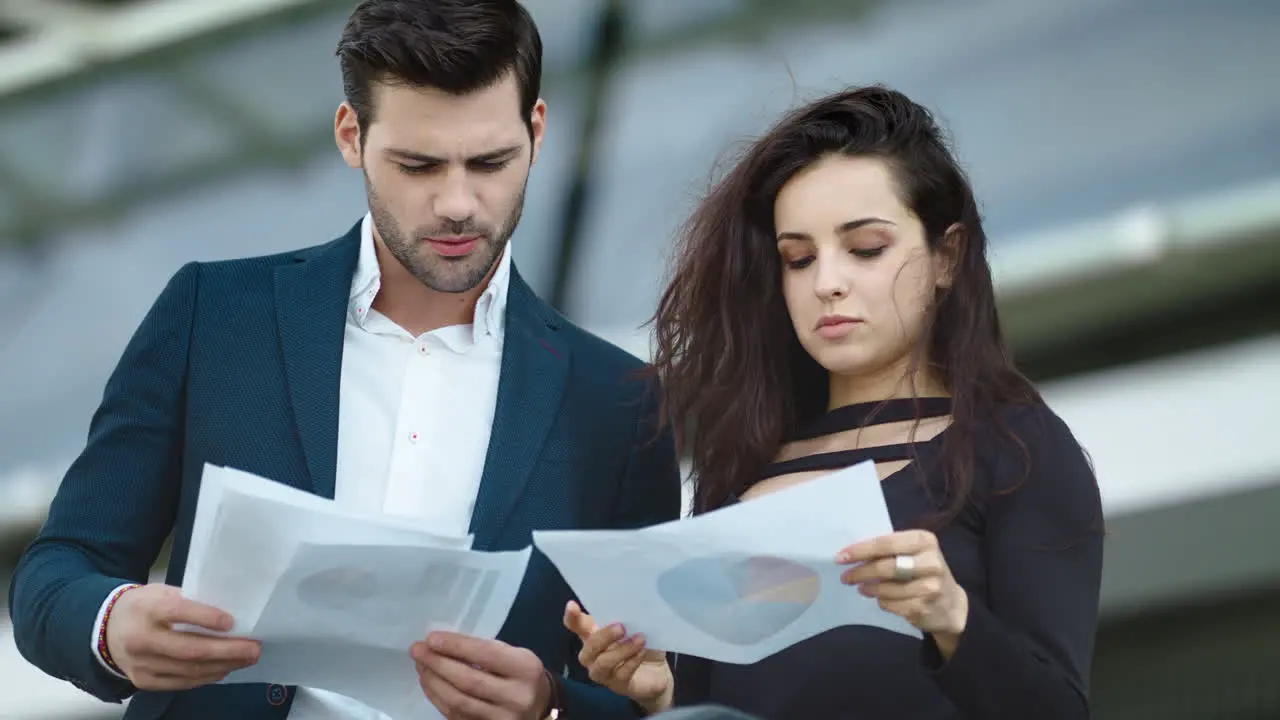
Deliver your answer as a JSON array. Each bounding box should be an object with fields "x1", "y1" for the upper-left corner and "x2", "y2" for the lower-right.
[
  {"x1": 274, "y1": 224, "x2": 361, "y2": 499},
  {"x1": 470, "y1": 269, "x2": 570, "y2": 549}
]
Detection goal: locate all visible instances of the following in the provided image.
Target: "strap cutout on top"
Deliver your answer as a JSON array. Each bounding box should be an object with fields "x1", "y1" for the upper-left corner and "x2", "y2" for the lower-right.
[
  {"x1": 792, "y1": 397, "x2": 952, "y2": 440},
  {"x1": 751, "y1": 397, "x2": 952, "y2": 492},
  {"x1": 761, "y1": 444, "x2": 916, "y2": 480}
]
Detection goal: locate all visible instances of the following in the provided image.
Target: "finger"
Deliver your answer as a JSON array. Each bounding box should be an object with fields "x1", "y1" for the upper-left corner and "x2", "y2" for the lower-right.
[
  {"x1": 877, "y1": 597, "x2": 928, "y2": 628},
  {"x1": 613, "y1": 645, "x2": 647, "y2": 684},
  {"x1": 855, "y1": 576, "x2": 944, "y2": 601},
  {"x1": 418, "y1": 649, "x2": 519, "y2": 710},
  {"x1": 132, "y1": 674, "x2": 203, "y2": 692},
  {"x1": 418, "y1": 665, "x2": 499, "y2": 720},
  {"x1": 138, "y1": 656, "x2": 244, "y2": 684},
  {"x1": 130, "y1": 663, "x2": 232, "y2": 691},
  {"x1": 424, "y1": 633, "x2": 527, "y2": 678},
  {"x1": 840, "y1": 551, "x2": 942, "y2": 585},
  {"x1": 590, "y1": 635, "x2": 647, "y2": 682},
  {"x1": 578, "y1": 624, "x2": 626, "y2": 667},
  {"x1": 417, "y1": 667, "x2": 447, "y2": 711},
  {"x1": 142, "y1": 631, "x2": 261, "y2": 669},
  {"x1": 151, "y1": 595, "x2": 235, "y2": 633},
  {"x1": 564, "y1": 601, "x2": 597, "y2": 640},
  {"x1": 837, "y1": 529, "x2": 937, "y2": 564}
]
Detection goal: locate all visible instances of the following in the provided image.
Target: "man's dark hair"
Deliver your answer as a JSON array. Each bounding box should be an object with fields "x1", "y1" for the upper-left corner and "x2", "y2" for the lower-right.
[{"x1": 336, "y1": 0, "x2": 543, "y2": 142}]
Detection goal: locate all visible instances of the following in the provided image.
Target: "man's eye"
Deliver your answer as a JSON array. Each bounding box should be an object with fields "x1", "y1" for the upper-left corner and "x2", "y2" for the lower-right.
[{"x1": 471, "y1": 160, "x2": 509, "y2": 173}]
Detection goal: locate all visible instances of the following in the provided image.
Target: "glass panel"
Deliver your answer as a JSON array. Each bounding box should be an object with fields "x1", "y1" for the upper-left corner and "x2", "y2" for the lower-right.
[
  {"x1": 184, "y1": 6, "x2": 349, "y2": 140},
  {"x1": 565, "y1": 0, "x2": 1280, "y2": 328},
  {"x1": 0, "y1": 70, "x2": 239, "y2": 206},
  {"x1": 0, "y1": 177, "x2": 18, "y2": 233},
  {"x1": 625, "y1": 0, "x2": 744, "y2": 42},
  {"x1": 508, "y1": 77, "x2": 585, "y2": 296},
  {"x1": 88, "y1": 72, "x2": 240, "y2": 192},
  {"x1": 0, "y1": 15, "x2": 26, "y2": 44},
  {"x1": 522, "y1": 0, "x2": 603, "y2": 72},
  {"x1": 0, "y1": 88, "x2": 91, "y2": 199}
]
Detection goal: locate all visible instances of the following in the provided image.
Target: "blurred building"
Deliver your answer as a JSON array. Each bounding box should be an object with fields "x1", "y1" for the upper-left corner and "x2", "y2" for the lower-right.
[{"x1": 1, "y1": 0, "x2": 1277, "y2": 718}]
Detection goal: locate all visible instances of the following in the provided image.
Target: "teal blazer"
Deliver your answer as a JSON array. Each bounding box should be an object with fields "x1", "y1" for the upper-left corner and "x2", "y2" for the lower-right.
[{"x1": 9, "y1": 220, "x2": 681, "y2": 719}]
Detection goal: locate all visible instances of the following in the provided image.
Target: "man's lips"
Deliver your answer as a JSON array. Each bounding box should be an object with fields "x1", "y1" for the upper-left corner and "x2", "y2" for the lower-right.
[{"x1": 425, "y1": 236, "x2": 481, "y2": 257}]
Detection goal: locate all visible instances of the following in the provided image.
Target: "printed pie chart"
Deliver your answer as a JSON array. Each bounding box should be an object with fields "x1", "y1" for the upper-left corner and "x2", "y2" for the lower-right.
[
  {"x1": 295, "y1": 566, "x2": 378, "y2": 611},
  {"x1": 657, "y1": 554, "x2": 820, "y2": 645}
]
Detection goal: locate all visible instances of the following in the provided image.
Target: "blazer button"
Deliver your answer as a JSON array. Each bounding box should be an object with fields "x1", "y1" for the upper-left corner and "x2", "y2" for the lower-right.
[{"x1": 267, "y1": 684, "x2": 288, "y2": 706}]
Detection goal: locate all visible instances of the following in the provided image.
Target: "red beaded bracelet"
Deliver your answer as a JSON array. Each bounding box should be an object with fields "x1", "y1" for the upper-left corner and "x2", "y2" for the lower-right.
[{"x1": 98, "y1": 584, "x2": 142, "y2": 675}]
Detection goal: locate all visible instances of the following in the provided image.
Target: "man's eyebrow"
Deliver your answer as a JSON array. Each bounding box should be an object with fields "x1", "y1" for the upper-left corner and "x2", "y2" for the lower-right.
[
  {"x1": 776, "y1": 216, "x2": 896, "y2": 242},
  {"x1": 385, "y1": 145, "x2": 523, "y2": 164},
  {"x1": 469, "y1": 145, "x2": 523, "y2": 162}
]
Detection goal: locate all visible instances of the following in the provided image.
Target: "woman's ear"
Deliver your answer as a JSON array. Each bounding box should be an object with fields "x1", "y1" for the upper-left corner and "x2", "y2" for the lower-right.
[{"x1": 934, "y1": 223, "x2": 965, "y2": 289}]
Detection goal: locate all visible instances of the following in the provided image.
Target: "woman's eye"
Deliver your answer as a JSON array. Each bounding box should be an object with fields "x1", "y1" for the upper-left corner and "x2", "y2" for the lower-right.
[
  {"x1": 785, "y1": 257, "x2": 814, "y2": 270},
  {"x1": 852, "y1": 247, "x2": 886, "y2": 259}
]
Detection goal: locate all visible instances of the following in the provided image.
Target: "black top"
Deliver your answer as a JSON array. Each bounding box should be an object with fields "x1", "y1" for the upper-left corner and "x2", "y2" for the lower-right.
[{"x1": 670, "y1": 398, "x2": 1103, "y2": 719}]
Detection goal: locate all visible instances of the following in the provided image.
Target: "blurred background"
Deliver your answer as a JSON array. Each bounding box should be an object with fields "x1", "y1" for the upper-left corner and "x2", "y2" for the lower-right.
[{"x1": 1, "y1": 0, "x2": 1278, "y2": 717}]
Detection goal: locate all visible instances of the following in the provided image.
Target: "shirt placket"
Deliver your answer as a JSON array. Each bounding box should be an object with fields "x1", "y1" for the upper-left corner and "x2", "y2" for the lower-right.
[{"x1": 381, "y1": 333, "x2": 443, "y2": 522}]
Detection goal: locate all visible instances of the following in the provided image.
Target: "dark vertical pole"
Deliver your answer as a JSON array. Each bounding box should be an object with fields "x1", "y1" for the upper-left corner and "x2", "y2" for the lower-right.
[{"x1": 547, "y1": 0, "x2": 627, "y2": 312}]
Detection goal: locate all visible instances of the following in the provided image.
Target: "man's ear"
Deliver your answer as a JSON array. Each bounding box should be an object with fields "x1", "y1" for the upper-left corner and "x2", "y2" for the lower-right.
[
  {"x1": 528, "y1": 98, "x2": 547, "y2": 165},
  {"x1": 335, "y1": 102, "x2": 364, "y2": 170},
  {"x1": 934, "y1": 222, "x2": 965, "y2": 289}
]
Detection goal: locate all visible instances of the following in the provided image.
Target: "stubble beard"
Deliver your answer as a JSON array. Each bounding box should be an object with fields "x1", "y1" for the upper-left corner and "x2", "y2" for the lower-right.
[{"x1": 366, "y1": 176, "x2": 526, "y2": 294}]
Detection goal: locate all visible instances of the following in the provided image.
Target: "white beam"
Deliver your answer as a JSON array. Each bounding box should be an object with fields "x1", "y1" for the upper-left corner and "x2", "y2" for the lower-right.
[
  {"x1": 0, "y1": 0, "x2": 327, "y2": 97},
  {"x1": 991, "y1": 177, "x2": 1280, "y2": 297}
]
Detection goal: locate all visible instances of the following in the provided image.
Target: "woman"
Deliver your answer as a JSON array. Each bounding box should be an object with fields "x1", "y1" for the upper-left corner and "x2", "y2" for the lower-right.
[{"x1": 563, "y1": 85, "x2": 1104, "y2": 718}]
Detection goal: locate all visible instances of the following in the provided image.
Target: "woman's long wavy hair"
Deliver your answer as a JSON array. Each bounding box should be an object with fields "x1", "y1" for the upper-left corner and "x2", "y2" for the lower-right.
[{"x1": 651, "y1": 85, "x2": 1041, "y2": 520}]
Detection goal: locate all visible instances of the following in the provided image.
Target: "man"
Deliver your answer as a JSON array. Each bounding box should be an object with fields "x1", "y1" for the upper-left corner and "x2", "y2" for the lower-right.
[{"x1": 7, "y1": 1, "x2": 681, "y2": 718}]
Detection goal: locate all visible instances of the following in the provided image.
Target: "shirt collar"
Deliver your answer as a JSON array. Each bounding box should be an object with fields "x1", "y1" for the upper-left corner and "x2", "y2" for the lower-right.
[{"x1": 348, "y1": 213, "x2": 511, "y2": 343}]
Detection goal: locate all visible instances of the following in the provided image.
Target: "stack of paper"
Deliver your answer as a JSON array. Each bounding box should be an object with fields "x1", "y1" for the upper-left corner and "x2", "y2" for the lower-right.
[
  {"x1": 181, "y1": 464, "x2": 532, "y2": 719},
  {"x1": 533, "y1": 461, "x2": 920, "y2": 665}
]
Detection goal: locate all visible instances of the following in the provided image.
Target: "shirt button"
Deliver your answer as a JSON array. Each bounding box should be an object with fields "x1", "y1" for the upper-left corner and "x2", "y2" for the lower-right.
[
  {"x1": 417, "y1": 344, "x2": 429, "y2": 355},
  {"x1": 409, "y1": 431, "x2": 420, "y2": 443}
]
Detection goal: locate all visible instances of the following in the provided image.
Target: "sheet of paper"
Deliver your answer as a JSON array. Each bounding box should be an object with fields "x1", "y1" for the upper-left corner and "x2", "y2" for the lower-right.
[
  {"x1": 533, "y1": 461, "x2": 921, "y2": 665},
  {"x1": 182, "y1": 464, "x2": 472, "y2": 634},
  {"x1": 179, "y1": 463, "x2": 531, "y2": 719},
  {"x1": 222, "y1": 541, "x2": 533, "y2": 720}
]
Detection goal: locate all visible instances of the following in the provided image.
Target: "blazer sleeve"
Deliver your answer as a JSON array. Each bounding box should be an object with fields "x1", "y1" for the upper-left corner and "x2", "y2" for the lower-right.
[
  {"x1": 7, "y1": 262, "x2": 200, "y2": 702},
  {"x1": 560, "y1": 373, "x2": 684, "y2": 718},
  {"x1": 923, "y1": 403, "x2": 1104, "y2": 719}
]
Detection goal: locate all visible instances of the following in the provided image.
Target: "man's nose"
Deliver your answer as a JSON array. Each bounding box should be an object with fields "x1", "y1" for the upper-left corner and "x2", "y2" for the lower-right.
[{"x1": 433, "y1": 170, "x2": 479, "y2": 223}]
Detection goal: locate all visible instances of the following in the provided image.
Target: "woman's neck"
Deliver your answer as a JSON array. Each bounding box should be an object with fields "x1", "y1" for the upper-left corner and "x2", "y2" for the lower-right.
[{"x1": 827, "y1": 360, "x2": 948, "y2": 410}]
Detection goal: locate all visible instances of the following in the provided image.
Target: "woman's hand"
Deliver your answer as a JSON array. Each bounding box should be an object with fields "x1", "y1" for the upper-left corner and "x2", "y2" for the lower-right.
[
  {"x1": 563, "y1": 601, "x2": 674, "y2": 715},
  {"x1": 836, "y1": 529, "x2": 969, "y2": 658}
]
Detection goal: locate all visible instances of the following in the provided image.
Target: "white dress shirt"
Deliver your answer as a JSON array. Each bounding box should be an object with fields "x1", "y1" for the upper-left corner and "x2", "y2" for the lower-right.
[{"x1": 92, "y1": 214, "x2": 511, "y2": 718}]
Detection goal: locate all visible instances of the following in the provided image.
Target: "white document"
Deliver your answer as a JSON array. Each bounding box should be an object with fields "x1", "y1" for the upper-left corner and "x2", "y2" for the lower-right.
[
  {"x1": 182, "y1": 465, "x2": 474, "y2": 634},
  {"x1": 533, "y1": 461, "x2": 921, "y2": 665},
  {"x1": 180, "y1": 464, "x2": 533, "y2": 720},
  {"x1": 224, "y1": 541, "x2": 533, "y2": 719}
]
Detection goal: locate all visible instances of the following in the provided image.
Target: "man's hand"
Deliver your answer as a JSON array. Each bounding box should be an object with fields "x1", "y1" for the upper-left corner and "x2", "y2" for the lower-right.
[
  {"x1": 412, "y1": 632, "x2": 551, "y2": 720},
  {"x1": 105, "y1": 584, "x2": 261, "y2": 691}
]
